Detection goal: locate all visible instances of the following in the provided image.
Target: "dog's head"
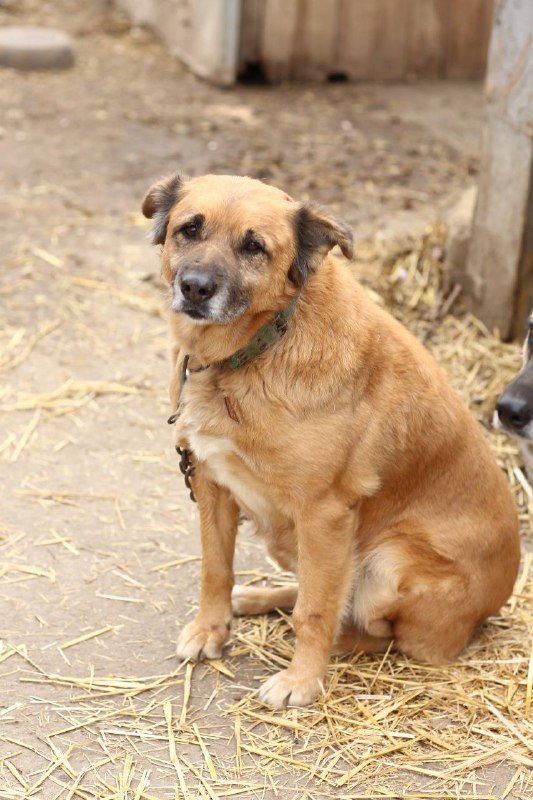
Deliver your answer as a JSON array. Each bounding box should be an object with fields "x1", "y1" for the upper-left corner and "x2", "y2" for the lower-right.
[
  {"x1": 494, "y1": 313, "x2": 533, "y2": 439},
  {"x1": 142, "y1": 173, "x2": 353, "y2": 324}
]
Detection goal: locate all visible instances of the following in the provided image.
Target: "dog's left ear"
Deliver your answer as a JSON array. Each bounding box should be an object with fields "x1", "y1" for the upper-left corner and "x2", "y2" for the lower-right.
[
  {"x1": 142, "y1": 173, "x2": 184, "y2": 245},
  {"x1": 289, "y1": 203, "x2": 354, "y2": 286}
]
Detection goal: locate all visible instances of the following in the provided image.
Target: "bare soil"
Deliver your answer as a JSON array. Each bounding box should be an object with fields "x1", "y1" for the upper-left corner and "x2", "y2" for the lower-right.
[{"x1": 1, "y1": 2, "x2": 530, "y2": 799}]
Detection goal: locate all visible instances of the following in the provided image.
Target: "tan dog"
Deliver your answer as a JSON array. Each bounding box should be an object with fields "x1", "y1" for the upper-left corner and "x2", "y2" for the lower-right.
[{"x1": 142, "y1": 173, "x2": 520, "y2": 709}]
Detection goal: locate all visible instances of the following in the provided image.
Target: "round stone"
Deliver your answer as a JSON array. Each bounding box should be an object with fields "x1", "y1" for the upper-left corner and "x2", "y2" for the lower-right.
[{"x1": 0, "y1": 27, "x2": 74, "y2": 71}]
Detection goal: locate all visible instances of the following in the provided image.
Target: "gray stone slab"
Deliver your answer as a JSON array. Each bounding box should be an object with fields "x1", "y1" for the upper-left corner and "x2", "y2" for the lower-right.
[{"x1": 0, "y1": 26, "x2": 74, "y2": 71}]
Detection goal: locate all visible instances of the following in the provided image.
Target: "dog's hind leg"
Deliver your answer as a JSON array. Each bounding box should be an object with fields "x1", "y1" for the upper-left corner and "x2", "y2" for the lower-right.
[
  {"x1": 353, "y1": 525, "x2": 491, "y2": 665},
  {"x1": 332, "y1": 625, "x2": 393, "y2": 656},
  {"x1": 232, "y1": 584, "x2": 298, "y2": 615}
]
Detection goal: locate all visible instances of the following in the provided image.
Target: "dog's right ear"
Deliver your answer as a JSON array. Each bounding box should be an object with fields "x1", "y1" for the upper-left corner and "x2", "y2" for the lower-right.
[{"x1": 142, "y1": 173, "x2": 184, "y2": 245}]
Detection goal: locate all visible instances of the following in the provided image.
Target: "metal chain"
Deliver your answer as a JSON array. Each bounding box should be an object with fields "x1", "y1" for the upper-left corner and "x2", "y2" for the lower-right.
[{"x1": 176, "y1": 445, "x2": 196, "y2": 503}]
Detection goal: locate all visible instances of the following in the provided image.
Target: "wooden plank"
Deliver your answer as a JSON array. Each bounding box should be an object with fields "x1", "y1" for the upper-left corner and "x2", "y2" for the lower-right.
[
  {"x1": 238, "y1": 0, "x2": 266, "y2": 74},
  {"x1": 440, "y1": 0, "x2": 494, "y2": 79},
  {"x1": 465, "y1": 0, "x2": 533, "y2": 340},
  {"x1": 290, "y1": 0, "x2": 340, "y2": 81},
  {"x1": 336, "y1": 0, "x2": 381, "y2": 81},
  {"x1": 260, "y1": 0, "x2": 300, "y2": 83},
  {"x1": 404, "y1": 0, "x2": 493, "y2": 79},
  {"x1": 339, "y1": 0, "x2": 411, "y2": 81},
  {"x1": 405, "y1": 0, "x2": 445, "y2": 78}
]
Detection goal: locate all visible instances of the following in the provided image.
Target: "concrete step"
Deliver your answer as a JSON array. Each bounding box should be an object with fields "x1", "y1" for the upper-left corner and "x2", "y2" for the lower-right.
[{"x1": 0, "y1": 26, "x2": 74, "y2": 70}]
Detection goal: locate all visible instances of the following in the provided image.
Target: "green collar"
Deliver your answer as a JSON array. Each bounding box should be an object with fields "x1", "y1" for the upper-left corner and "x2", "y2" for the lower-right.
[
  {"x1": 222, "y1": 294, "x2": 299, "y2": 371},
  {"x1": 167, "y1": 295, "x2": 299, "y2": 425}
]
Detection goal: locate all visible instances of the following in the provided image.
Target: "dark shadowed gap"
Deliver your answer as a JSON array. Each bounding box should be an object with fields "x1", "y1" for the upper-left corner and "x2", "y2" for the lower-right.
[
  {"x1": 238, "y1": 61, "x2": 268, "y2": 85},
  {"x1": 327, "y1": 71, "x2": 348, "y2": 82}
]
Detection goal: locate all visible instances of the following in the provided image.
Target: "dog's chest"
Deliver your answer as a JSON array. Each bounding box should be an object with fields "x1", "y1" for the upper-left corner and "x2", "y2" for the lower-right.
[
  {"x1": 190, "y1": 429, "x2": 271, "y2": 520},
  {"x1": 180, "y1": 378, "x2": 272, "y2": 520}
]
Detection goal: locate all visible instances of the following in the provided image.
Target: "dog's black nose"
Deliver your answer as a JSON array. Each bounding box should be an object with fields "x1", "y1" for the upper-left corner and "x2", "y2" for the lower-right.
[
  {"x1": 180, "y1": 270, "x2": 218, "y2": 304},
  {"x1": 497, "y1": 393, "x2": 532, "y2": 430}
]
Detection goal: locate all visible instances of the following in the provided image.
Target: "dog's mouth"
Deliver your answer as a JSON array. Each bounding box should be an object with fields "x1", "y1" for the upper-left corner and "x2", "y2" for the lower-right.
[
  {"x1": 183, "y1": 307, "x2": 207, "y2": 321},
  {"x1": 179, "y1": 300, "x2": 251, "y2": 325}
]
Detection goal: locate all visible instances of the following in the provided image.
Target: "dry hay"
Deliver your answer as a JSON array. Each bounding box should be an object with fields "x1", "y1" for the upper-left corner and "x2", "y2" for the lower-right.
[
  {"x1": 2, "y1": 565, "x2": 532, "y2": 800},
  {"x1": 1, "y1": 224, "x2": 532, "y2": 800}
]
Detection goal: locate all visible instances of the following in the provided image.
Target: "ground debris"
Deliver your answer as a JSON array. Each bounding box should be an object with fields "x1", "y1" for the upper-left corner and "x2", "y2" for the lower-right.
[
  {"x1": 1, "y1": 225, "x2": 531, "y2": 799},
  {"x1": 1, "y1": 2, "x2": 530, "y2": 796}
]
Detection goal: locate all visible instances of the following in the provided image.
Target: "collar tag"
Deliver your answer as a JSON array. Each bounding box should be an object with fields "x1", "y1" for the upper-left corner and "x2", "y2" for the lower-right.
[
  {"x1": 167, "y1": 354, "x2": 191, "y2": 424},
  {"x1": 224, "y1": 395, "x2": 241, "y2": 423}
]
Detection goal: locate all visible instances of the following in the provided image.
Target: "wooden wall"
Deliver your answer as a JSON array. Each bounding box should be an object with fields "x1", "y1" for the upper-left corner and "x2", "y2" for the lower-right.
[{"x1": 239, "y1": 0, "x2": 494, "y2": 82}]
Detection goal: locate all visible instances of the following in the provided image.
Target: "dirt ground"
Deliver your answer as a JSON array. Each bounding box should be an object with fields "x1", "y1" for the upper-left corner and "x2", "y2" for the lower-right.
[{"x1": 1, "y1": 2, "x2": 532, "y2": 800}]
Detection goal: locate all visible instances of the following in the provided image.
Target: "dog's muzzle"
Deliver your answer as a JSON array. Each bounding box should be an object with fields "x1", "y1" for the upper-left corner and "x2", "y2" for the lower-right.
[
  {"x1": 171, "y1": 267, "x2": 224, "y2": 321},
  {"x1": 177, "y1": 269, "x2": 218, "y2": 319},
  {"x1": 171, "y1": 265, "x2": 249, "y2": 324}
]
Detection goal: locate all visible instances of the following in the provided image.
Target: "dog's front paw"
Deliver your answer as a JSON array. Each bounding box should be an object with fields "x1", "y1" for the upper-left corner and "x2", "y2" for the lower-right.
[
  {"x1": 258, "y1": 669, "x2": 323, "y2": 709},
  {"x1": 176, "y1": 617, "x2": 230, "y2": 662}
]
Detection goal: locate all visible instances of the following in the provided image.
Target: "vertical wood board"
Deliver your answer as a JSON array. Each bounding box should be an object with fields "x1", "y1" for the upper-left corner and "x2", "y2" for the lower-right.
[
  {"x1": 239, "y1": 0, "x2": 494, "y2": 82},
  {"x1": 465, "y1": 0, "x2": 533, "y2": 339}
]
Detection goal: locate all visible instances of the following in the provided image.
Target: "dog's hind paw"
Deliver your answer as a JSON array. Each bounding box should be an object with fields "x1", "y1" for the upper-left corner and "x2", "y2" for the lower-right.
[
  {"x1": 258, "y1": 669, "x2": 323, "y2": 709},
  {"x1": 176, "y1": 617, "x2": 230, "y2": 662}
]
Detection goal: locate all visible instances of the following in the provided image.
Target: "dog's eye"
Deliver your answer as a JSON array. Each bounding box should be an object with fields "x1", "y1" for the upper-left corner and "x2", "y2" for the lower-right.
[
  {"x1": 181, "y1": 223, "x2": 198, "y2": 239},
  {"x1": 243, "y1": 240, "x2": 262, "y2": 254}
]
